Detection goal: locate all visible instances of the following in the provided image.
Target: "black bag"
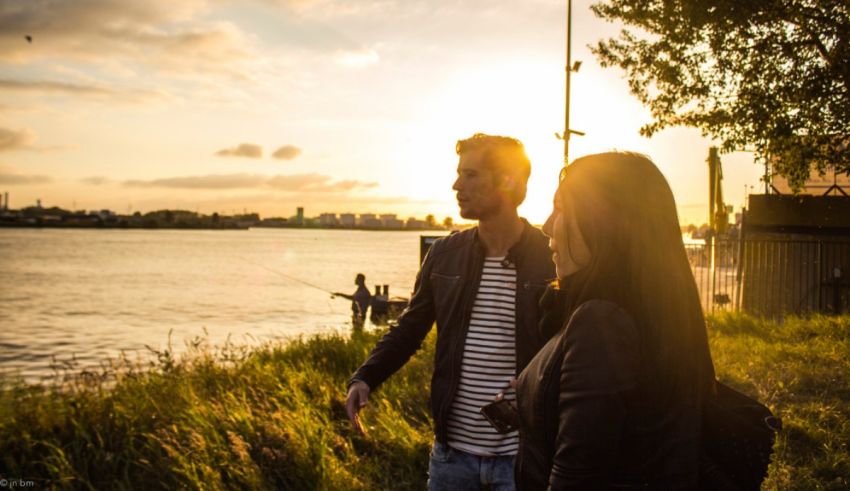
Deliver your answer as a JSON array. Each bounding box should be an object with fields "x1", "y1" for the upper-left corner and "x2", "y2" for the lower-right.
[{"x1": 700, "y1": 381, "x2": 782, "y2": 490}]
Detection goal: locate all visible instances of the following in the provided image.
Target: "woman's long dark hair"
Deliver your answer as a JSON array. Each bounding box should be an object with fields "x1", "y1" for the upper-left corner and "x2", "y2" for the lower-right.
[{"x1": 556, "y1": 152, "x2": 715, "y2": 401}]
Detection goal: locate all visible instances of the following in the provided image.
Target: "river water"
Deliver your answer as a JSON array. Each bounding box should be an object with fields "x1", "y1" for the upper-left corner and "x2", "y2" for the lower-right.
[{"x1": 0, "y1": 228, "x2": 447, "y2": 383}]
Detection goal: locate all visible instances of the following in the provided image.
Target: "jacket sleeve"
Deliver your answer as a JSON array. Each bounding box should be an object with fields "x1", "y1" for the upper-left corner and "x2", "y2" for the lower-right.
[
  {"x1": 548, "y1": 301, "x2": 639, "y2": 490},
  {"x1": 348, "y1": 246, "x2": 437, "y2": 391}
]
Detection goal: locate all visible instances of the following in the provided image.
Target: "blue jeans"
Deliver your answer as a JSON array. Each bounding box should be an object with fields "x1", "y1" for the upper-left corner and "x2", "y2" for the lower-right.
[{"x1": 428, "y1": 441, "x2": 516, "y2": 491}]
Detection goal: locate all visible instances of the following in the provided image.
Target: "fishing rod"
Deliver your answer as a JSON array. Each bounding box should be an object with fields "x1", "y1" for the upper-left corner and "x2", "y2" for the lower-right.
[{"x1": 238, "y1": 256, "x2": 336, "y2": 295}]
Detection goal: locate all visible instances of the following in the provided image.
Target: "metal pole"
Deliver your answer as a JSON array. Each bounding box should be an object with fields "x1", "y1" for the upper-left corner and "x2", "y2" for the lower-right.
[
  {"x1": 564, "y1": 0, "x2": 572, "y2": 166},
  {"x1": 735, "y1": 209, "x2": 746, "y2": 311},
  {"x1": 763, "y1": 155, "x2": 770, "y2": 194}
]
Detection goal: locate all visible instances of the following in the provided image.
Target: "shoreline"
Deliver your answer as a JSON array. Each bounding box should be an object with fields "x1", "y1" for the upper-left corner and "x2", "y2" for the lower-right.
[{"x1": 0, "y1": 223, "x2": 455, "y2": 232}]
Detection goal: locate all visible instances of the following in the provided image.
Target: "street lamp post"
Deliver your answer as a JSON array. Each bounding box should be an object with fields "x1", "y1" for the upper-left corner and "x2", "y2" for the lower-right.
[
  {"x1": 564, "y1": 0, "x2": 572, "y2": 166},
  {"x1": 559, "y1": 1, "x2": 585, "y2": 165}
]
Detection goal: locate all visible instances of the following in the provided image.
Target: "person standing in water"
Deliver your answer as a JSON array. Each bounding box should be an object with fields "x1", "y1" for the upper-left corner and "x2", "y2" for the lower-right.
[{"x1": 333, "y1": 273, "x2": 371, "y2": 328}]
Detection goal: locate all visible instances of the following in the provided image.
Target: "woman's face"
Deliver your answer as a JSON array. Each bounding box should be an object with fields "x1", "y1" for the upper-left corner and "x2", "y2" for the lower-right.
[{"x1": 542, "y1": 190, "x2": 591, "y2": 277}]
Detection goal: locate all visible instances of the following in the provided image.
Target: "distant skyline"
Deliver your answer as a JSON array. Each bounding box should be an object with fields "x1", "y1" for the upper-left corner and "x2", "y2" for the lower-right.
[{"x1": 0, "y1": 0, "x2": 764, "y2": 225}]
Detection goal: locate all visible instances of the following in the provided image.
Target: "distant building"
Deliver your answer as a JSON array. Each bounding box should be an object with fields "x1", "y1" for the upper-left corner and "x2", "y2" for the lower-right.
[
  {"x1": 340, "y1": 213, "x2": 356, "y2": 227},
  {"x1": 289, "y1": 206, "x2": 304, "y2": 226},
  {"x1": 319, "y1": 213, "x2": 339, "y2": 226},
  {"x1": 772, "y1": 166, "x2": 850, "y2": 196},
  {"x1": 359, "y1": 213, "x2": 377, "y2": 226},
  {"x1": 406, "y1": 218, "x2": 427, "y2": 229},
  {"x1": 235, "y1": 213, "x2": 260, "y2": 228},
  {"x1": 259, "y1": 217, "x2": 288, "y2": 227},
  {"x1": 381, "y1": 214, "x2": 404, "y2": 228}
]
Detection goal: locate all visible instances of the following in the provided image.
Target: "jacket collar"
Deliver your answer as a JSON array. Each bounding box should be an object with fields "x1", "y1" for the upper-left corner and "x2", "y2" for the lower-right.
[{"x1": 471, "y1": 217, "x2": 535, "y2": 268}]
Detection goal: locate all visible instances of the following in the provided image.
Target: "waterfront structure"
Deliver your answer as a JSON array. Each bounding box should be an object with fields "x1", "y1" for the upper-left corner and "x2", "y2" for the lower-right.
[
  {"x1": 1, "y1": 201, "x2": 450, "y2": 231},
  {"x1": 380, "y1": 214, "x2": 404, "y2": 228},
  {"x1": 406, "y1": 218, "x2": 427, "y2": 229},
  {"x1": 319, "y1": 213, "x2": 339, "y2": 226},
  {"x1": 358, "y1": 213, "x2": 376, "y2": 226},
  {"x1": 340, "y1": 213, "x2": 356, "y2": 227}
]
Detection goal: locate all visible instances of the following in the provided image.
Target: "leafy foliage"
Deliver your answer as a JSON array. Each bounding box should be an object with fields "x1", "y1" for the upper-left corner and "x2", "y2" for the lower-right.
[{"x1": 591, "y1": 0, "x2": 850, "y2": 190}]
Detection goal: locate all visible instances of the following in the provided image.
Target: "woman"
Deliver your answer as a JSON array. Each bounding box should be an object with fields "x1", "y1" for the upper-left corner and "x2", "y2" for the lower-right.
[{"x1": 514, "y1": 152, "x2": 715, "y2": 489}]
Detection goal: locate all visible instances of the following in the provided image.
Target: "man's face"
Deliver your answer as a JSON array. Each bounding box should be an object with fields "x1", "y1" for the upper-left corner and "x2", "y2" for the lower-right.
[{"x1": 452, "y1": 149, "x2": 508, "y2": 220}]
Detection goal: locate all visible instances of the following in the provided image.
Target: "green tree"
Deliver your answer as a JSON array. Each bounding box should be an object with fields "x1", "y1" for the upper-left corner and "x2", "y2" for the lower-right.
[
  {"x1": 591, "y1": 0, "x2": 850, "y2": 190},
  {"x1": 425, "y1": 214, "x2": 436, "y2": 227}
]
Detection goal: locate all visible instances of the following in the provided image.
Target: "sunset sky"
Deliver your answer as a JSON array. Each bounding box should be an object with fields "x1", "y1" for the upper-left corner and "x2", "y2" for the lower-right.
[{"x1": 0, "y1": 0, "x2": 765, "y2": 225}]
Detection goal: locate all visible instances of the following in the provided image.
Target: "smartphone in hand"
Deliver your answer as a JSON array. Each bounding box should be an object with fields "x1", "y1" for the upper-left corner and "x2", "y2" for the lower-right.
[{"x1": 480, "y1": 399, "x2": 519, "y2": 434}]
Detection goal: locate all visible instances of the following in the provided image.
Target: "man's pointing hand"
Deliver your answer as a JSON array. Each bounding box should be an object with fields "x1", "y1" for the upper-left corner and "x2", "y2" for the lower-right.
[{"x1": 345, "y1": 380, "x2": 371, "y2": 435}]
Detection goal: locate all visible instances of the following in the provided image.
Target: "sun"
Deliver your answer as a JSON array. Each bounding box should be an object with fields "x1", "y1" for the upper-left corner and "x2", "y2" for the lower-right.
[{"x1": 402, "y1": 58, "x2": 568, "y2": 224}]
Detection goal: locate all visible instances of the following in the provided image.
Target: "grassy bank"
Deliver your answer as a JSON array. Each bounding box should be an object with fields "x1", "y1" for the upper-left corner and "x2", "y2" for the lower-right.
[
  {"x1": 1, "y1": 314, "x2": 849, "y2": 489},
  {"x1": 708, "y1": 313, "x2": 850, "y2": 489}
]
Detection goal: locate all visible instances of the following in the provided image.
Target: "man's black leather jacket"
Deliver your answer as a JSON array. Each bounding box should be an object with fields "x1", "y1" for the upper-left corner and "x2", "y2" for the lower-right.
[{"x1": 350, "y1": 219, "x2": 556, "y2": 444}]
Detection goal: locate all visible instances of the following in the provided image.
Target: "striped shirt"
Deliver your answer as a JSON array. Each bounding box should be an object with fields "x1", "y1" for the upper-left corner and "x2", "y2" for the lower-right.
[{"x1": 446, "y1": 256, "x2": 518, "y2": 456}]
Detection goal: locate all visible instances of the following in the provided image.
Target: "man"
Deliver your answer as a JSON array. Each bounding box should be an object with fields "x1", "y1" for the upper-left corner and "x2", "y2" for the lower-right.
[
  {"x1": 333, "y1": 273, "x2": 371, "y2": 328},
  {"x1": 346, "y1": 133, "x2": 556, "y2": 490}
]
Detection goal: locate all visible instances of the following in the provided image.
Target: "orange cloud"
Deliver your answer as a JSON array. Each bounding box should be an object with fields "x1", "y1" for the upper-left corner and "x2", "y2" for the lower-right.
[
  {"x1": 0, "y1": 165, "x2": 51, "y2": 184},
  {"x1": 0, "y1": 127, "x2": 36, "y2": 152},
  {"x1": 216, "y1": 144, "x2": 263, "y2": 159},
  {"x1": 123, "y1": 172, "x2": 377, "y2": 192},
  {"x1": 0, "y1": 79, "x2": 164, "y2": 103},
  {"x1": 80, "y1": 176, "x2": 113, "y2": 185},
  {"x1": 272, "y1": 145, "x2": 302, "y2": 160},
  {"x1": 0, "y1": 0, "x2": 255, "y2": 79}
]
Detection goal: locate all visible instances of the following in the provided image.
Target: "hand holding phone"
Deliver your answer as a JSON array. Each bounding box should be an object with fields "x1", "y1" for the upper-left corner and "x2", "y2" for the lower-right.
[{"x1": 480, "y1": 398, "x2": 519, "y2": 434}]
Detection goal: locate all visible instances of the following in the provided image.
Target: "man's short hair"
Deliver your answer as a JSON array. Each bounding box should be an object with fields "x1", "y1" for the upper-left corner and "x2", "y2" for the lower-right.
[{"x1": 456, "y1": 133, "x2": 531, "y2": 205}]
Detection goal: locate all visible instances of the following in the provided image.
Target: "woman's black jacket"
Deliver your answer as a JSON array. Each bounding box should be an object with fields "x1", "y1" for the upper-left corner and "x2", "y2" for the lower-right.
[{"x1": 515, "y1": 299, "x2": 703, "y2": 490}]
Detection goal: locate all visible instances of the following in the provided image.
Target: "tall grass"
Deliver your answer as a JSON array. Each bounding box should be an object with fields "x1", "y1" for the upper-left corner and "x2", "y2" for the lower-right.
[
  {"x1": 1, "y1": 313, "x2": 848, "y2": 489},
  {"x1": 707, "y1": 313, "x2": 850, "y2": 490},
  {"x1": 0, "y1": 330, "x2": 433, "y2": 490}
]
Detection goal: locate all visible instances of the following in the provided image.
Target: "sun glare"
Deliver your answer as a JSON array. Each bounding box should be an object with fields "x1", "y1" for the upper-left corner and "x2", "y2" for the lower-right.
[
  {"x1": 392, "y1": 58, "x2": 677, "y2": 225},
  {"x1": 406, "y1": 60, "x2": 567, "y2": 224}
]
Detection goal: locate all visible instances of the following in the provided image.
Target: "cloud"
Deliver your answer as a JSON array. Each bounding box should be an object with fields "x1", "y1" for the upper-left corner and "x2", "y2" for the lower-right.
[
  {"x1": 80, "y1": 176, "x2": 112, "y2": 185},
  {"x1": 212, "y1": 192, "x2": 435, "y2": 208},
  {"x1": 265, "y1": 173, "x2": 330, "y2": 189},
  {"x1": 216, "y1": 143, "x2": 264, "y2": 159},
  {"x1": 334, "y1": 48, "x2": 380, "y2": 68},
  {"x1": 125, "y1": 174, "x2": 268, "y2": 189},
  {"x1": 0, "y1": 127, "x2": 36, "y2": 152},
  {"x1": 0, "y1": 79, "x2": 165, "y2": 103},
  {"x1": 0, "y1": 0, "x2": 257, "y2": 79},
  {"x1": 265, "y1": 173, "x2": 377, "y2": 191},
  {"x1": 271, "y1": 145, "x2": 302, "y2": 160},
  {"x1": 329, "y1": 179, "x2": 379, "y2": 191},
  {"x1": 0, "y1": 167, "x2": 52, "y2": 184},
  {"x1": 123, "y1": 172, "x2": 377, "y2": 192},
  {"x1": 265, "y1": 0, "x2": 433, "y2": 19}
]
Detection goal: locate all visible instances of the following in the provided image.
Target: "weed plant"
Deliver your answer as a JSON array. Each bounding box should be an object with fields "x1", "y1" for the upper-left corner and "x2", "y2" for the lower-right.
[{"x1": 1, "y1": 313, "x2": 848, "y2": 489}]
